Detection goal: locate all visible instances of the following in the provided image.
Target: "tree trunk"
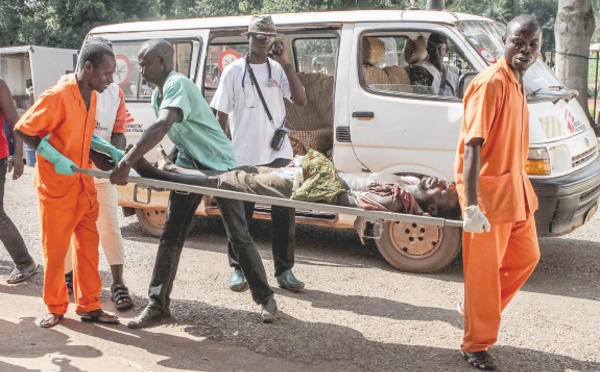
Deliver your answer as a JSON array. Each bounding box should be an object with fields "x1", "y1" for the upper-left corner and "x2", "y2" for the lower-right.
[{"x1": 554, "y1": 0, "x2": 595, "y2": 123}]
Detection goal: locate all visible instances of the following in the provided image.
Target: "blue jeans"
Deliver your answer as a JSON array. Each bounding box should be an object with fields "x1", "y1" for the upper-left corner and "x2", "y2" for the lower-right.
[
  {"x1": 0, "y1": 157, "x2": 33, "y2": 267},
  {"x1": 147, "y1": 191, "x2": 273, "y2": 312},
  {"x1": 227, "y1": 158, "x2": 296, "y2": 277}
]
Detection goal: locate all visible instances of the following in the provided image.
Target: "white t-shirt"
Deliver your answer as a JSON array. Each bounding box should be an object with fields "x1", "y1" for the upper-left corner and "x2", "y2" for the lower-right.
[
  {"x1": 94, "y1": 83, "x2": 126, "y2": 183},
  {"x1": 211, "y1": 57, "x2": 292, "y2": 166},
  {"x1": 96, "y1": 84, "x2": 124, "y2": 140}
]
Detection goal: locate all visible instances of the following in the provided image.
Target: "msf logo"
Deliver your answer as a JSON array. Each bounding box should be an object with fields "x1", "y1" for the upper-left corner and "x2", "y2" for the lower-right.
[
  {"x1": 538, "y1": 116, "x2": 563, "y2": 138},
  {"x1": 539, "y1": 107, "x2": 582, "y2": 139}
]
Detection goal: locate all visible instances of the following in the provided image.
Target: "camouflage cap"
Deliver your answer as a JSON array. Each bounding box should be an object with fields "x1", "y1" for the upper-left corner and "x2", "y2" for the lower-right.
[{"x1": 243, "y1": 15, "x2": 281, "y2": 36}]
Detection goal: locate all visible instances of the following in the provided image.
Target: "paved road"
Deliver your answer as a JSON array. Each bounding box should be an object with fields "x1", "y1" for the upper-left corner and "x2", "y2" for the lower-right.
[{"x1": 0, "y1": 167, "x2": 598, "y2": 371}]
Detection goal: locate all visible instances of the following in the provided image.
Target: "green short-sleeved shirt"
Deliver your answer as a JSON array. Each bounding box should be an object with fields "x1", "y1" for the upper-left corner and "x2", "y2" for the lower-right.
[{"x1": 152, "y1": 71, "x2": 237, "y2": 171}]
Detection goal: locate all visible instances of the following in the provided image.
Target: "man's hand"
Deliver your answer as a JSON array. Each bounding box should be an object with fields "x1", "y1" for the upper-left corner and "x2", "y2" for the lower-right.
[
  {"x1": 53, "y1": 157, "x2": 76, "y2": 175},
  {"x1": 270, "y1": 40, "x2": 289, "y2": 66},
  {"x1": 110, "y1": 160, "x2": 131, "y2": 185},
  {"x1": 463, "y1": 205, "x2": 491, "y2": 233},
  {"x1": 7, "y1": 156, "x2": 24, "y2": 180},
  {"x1": 36, "y1": 134, "x2": 76, "y2": 176},
  {"x1": 90, "y1": 150, "x2": 115, "y2": 171},
  {"x1": 91, "y1": 134, "x2": 125, "y2": 163}
]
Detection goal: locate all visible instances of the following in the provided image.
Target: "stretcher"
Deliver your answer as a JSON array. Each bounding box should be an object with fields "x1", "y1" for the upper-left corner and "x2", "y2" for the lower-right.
[{"x1": 74, "y1": 168, "x2": 463, "y2": 236}]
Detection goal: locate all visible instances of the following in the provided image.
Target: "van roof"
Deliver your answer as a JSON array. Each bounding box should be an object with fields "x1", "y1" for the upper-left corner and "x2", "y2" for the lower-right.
[{"x1": 90, "y1": 9, "x2": 491, "y2": 35}]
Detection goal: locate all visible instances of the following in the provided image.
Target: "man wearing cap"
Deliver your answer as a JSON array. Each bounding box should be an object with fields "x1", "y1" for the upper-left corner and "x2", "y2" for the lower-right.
[{"x1": 211, "y1": 15, "x2": 307, "y2": 293}]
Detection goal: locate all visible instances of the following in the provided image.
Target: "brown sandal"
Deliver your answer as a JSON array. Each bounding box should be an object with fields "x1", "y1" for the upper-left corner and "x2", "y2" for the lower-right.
[{"x1": 39, "y1": 313, "x2": 63, "y2": 328}]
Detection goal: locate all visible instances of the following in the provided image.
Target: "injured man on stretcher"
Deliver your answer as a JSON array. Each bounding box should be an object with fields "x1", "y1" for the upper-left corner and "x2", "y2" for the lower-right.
[{"x1": 129, "y1": 148, "x2": 461, "y2": 221}]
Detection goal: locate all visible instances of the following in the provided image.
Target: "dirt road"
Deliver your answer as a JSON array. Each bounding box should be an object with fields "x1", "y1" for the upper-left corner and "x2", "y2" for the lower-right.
[{"x1": 0, "y1": 167, "x2": 598, "y2": 371}]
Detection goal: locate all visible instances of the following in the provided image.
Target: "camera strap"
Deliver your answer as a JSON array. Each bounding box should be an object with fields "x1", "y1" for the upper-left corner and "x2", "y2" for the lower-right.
[{"x1": 245, "y1": 55, "x2": 285, "y2": 130}]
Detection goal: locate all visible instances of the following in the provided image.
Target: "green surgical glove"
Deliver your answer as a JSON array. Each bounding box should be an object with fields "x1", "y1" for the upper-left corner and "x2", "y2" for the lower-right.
[
  {"x1": 36, "y1": 134, "x2": 76, "y2": 175},
  {"x1": 90, "y1": 134, "x2": 124, "y2": 163}
]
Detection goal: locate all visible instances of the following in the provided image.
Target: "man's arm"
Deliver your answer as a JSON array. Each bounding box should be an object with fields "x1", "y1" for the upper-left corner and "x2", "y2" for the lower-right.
[
  {"x1": 271, "y1": 41, "x2": 307, "y2": 107},
  {"x1": 463, "y1": 138, "x2": 483, "y2": 207},
  {"x1": 216, "y1": 111, "x2": 229, "y2": 134},
  {"x1": 463, "y1": 137, "x2": 490, "y2": 233},
  {"x1": 110, "y1": 107, "x2": 180, "y2": 185},
  {"x1": 111, "y1": 87, "x2": 128, "y2": 151},
  {"x1": 111, "y1": 133, "x2": 126, "y2": 150},
  {"x1": 14, "y1": 130, "x2": 40, "y2": 151},
  {"x1": 0, "y1": 79, "x2": 24, "y2": 179}
]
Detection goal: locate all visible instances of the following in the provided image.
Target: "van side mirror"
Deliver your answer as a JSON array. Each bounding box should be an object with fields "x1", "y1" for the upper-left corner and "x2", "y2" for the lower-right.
[{"x1": 457, "y1": 72, "x2": 479, "y2": 99}]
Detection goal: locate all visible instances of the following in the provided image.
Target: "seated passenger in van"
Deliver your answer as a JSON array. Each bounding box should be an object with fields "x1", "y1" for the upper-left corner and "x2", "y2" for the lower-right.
[
  {"x1": 405, "y1": 34, "x2": 459, "y2": 95},
  {"x1": 427, "y1": 33, "x2": 460, "y2": 95},
  {"x1": 129, "y1": 147, "x2": 461, "y2": 220}
]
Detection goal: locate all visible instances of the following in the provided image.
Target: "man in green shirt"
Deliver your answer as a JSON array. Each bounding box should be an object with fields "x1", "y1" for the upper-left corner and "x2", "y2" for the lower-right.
[{"x1": 110, "y1": 39, "x2": 278, "y2": 327}]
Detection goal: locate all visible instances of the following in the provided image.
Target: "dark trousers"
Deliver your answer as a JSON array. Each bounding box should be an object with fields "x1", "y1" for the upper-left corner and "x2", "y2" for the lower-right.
[
  {"x1": 0, "y1": 158, "x2": 33, "y2": 267},
  {"x1": 227, "y1": 158, "x2": 296, "y2": 277},
  {"x1": 148, "y1": 191, "x2": 273, "y2": 312}
]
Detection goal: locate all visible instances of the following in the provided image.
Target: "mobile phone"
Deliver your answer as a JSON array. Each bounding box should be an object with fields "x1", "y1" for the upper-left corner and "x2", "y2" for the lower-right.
[{"x1": 269, "y1": 41, "x2": 282, "y2": 57}]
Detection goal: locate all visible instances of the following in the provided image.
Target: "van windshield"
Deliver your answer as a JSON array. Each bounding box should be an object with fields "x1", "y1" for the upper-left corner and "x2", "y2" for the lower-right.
[{"x1": 460, "y1": 21, "x2": 567, "y2": 101}]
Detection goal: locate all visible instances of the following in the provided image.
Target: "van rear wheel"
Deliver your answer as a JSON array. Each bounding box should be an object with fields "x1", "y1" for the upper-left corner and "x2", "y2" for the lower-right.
[
  {"x1": 136, "y1": 208, "x2": 167, "y2": 237},
  {"x1": 135, "y1": 208, "x2": 200, "y2": 238},
  {"x1": 375, "y1": 221, "x2": 461, "y2": 273}
]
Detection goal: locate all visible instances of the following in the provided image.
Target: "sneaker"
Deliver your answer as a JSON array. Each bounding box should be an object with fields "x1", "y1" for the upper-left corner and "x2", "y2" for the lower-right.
[
  {"x1": 228, "y1": 269, "x2": 249, "y2": 292},
  {"x1": 260, "y1": 298, "x2": 277, "y2": 323},
  {"x1": 127, "y1": 306, "x2": 170, "y2": 329},
  {"x1": 275, "y1": 269, "x2": 305, "y2": 292}
]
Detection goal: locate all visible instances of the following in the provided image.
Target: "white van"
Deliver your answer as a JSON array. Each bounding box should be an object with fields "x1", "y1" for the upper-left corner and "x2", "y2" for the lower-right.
[{"x1": 87, "y1": 10, "x2": 600, "y2": 273}]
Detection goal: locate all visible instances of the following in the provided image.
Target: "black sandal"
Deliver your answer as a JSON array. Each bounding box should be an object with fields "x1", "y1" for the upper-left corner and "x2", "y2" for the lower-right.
[
  {"x1": 462, "y1": 351, "x2": 497, "y2": 371},
  {"x1": 111, "y1": 284, "x2": 134, "y2": 311}
]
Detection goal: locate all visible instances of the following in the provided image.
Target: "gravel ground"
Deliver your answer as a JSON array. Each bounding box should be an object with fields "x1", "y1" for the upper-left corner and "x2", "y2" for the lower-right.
[{"x1": 0, "y1": 166, "x2": 598, "y2": 372}]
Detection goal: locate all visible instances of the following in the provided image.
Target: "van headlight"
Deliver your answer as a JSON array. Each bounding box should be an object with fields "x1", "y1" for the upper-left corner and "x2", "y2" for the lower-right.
[{"x1": 525, "y1": 147, "x2": 551, "y2": 175}]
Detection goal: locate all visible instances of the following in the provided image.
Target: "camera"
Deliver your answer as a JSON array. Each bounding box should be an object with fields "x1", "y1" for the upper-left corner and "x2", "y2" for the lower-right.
[{"x1": 270, "y1": 128, "x2": 288, "y2": 150}]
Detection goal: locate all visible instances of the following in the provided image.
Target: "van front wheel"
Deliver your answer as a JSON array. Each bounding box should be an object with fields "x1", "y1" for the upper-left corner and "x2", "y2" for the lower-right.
[{"x1": 375, "y1": 221, "x2": 461, "y2": 273}]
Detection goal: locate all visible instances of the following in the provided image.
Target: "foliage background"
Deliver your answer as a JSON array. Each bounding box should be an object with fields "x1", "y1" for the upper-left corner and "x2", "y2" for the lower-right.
[{"x1": 0, "y1": 0, "x2": 597, "y2": 50}]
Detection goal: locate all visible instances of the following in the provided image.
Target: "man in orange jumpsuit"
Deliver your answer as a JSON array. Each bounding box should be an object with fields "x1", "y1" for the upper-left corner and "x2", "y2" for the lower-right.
[
  {"x1": 15, "y1": 43, "x2": 120, "y2": 328},
  {"x1": 454, "y1": 15, "x2": 542, "y2": 370}
]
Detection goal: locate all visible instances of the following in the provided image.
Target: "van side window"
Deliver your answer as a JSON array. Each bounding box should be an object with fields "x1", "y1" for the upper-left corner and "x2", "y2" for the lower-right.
[
  {"x1": 293, "y1": 38, "x2": 337, "y2": 76},
  {"x1": 111, "y1": 41, "x2": 193, "y2": 101},
  {"x1": 205, "y1": 44, "x2": 249, "y2": 90},
  {"x1": 360, "y1": 33, "x2": 473, "y2": 98}
]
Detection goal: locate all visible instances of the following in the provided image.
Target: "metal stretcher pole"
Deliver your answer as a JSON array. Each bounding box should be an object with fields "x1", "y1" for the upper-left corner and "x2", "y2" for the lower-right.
[{"x1": 74, "y1": 167, "x2": 464, "y2": 228}]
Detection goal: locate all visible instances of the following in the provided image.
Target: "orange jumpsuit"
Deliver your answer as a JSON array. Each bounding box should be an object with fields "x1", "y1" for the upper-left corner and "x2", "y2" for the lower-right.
[
  {"x1": 454, "y1": 57, "x2": 541, "y2": 353},
  {"x1": 16, "y1": 75, "x2": 101, "y2": 315}
]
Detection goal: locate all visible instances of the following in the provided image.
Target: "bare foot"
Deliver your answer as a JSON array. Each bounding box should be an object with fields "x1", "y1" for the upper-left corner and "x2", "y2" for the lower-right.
[{"x1": 156, "y1": 144, "x2": 178, "y2": 171}]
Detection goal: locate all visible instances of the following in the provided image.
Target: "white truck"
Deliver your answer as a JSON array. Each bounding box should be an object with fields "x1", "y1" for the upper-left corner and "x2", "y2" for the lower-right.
[
  {"x1": 0, "y1": 45, "x2": 78, "y2": 163},
  {"x1": 84, "y1": 10, "x2": 600, "y2": 273},
  {"x1": 0, "y1": 45, "x2": 78, "y2": 106}
]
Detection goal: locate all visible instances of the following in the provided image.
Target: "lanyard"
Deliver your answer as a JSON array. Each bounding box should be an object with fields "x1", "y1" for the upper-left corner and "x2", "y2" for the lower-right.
[
  {"x1": 242, "y1": 54, "x2": 272, "y2": 89},
  {"x1": 244, "y1": 55, "x2": 274, "y2": 125}
]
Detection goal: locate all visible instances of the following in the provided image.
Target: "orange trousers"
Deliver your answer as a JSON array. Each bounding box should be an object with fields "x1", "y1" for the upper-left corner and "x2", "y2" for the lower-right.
[
  {"x1": 39, "y1": 192, "x2": 101, "y2": 315},
  {"x1": 461, "y1": 213, "x2": 540, "y2": 353}
]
